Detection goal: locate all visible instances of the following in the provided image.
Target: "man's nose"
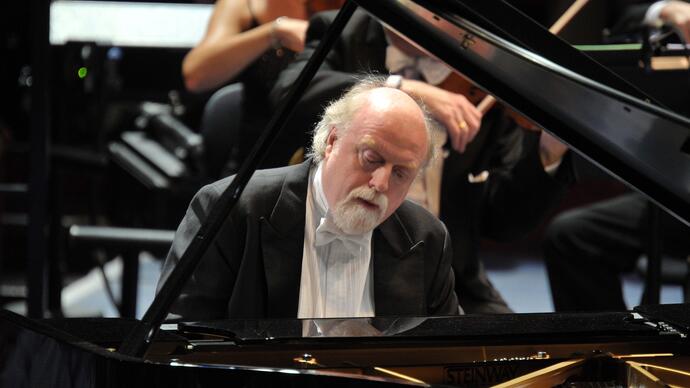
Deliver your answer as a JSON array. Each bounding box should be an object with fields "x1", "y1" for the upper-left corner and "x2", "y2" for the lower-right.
[{"x1": 369, "y1": 166, "x2": 391, "y2": 192}]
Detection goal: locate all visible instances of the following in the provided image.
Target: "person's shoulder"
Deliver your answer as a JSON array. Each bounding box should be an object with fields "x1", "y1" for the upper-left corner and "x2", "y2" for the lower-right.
[
  {"x1": 197, "y1": 164, "x2": 302, "y2": 209},
  {"x1": 389, "y1": 200, "x2": 449, "y2": 255},
  {"x1": 395, "y1": 200, "x2": 447, "y2": 237}
]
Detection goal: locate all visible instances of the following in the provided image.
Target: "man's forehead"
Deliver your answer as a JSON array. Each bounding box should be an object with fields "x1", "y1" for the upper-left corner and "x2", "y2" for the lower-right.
[{"x1": 361, "y1": 87, "x2": 424, "y2": 118}]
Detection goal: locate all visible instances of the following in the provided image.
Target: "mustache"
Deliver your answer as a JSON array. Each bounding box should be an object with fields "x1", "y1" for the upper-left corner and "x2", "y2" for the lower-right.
[{"x1": 347, "y1": 186, "x2": 387, "y2": 211}]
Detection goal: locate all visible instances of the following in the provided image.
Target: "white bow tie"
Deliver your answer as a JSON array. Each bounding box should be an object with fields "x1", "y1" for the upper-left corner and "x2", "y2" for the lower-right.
[{"x1": 314, "y1": 216, "x2": 368, "y2": 255}]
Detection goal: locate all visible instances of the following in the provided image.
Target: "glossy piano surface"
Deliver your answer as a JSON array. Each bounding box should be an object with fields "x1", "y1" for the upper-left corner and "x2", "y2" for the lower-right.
[
  {"x1": 2, "y1": 306, "x2": 690, "y2": 386},
  {"x1": 0, "y1": 309, "x2": 418, "y2": 387}
]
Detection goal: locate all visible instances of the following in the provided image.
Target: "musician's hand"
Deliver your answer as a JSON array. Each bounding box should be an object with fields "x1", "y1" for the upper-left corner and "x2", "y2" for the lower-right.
[
  {"x1": 401, "y1": 79, "x2": 482, "y2": 153},
  {"x1": 539, "y1": 131, "x2": 568, "y2": 169},
  {"x1": 660, "y1": 1, "x2": 690, "y2": 43},
  {"x1": 273, "y1": 17, "x2": 308, "y2": 52}
]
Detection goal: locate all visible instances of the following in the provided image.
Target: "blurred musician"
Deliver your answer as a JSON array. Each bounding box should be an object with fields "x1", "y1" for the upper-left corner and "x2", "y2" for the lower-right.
[
  {"x1": 159, "y1": 77, "x2": 460, "y2": 320},
  {"x1": 544, "y1": 0, "x2": 690, "y2": 312},
  {"x1": 182, "y1": 0, "x2": 344, "y2": 174},
  {"x1": 610, "y1": 0, "x2": 690, "y2": 43},
  {"x1": 271, "y1": 10, "x2": 574, "y2": 314},
  {"x1": 182, "y1": 0, "x2": 309, "y2": 94}
]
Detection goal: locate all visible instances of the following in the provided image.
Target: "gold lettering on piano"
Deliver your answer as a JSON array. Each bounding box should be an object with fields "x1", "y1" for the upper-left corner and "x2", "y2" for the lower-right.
[{"x1": 444, "y1": 364, "x2": 520, "y2": 385}]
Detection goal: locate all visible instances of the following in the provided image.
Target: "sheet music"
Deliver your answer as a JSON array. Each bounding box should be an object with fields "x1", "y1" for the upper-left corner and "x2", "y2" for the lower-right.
[{"x1": 50, "y1": 0, "x2": 212, "y2": 48}]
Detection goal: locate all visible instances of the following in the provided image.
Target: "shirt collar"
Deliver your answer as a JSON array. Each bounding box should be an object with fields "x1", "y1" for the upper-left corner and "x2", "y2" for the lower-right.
[{"x1": 313, "y1": 162, "x2": 329, "y2": 218}]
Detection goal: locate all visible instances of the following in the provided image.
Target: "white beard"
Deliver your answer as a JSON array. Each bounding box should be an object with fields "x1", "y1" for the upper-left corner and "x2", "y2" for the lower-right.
[{"x1": 332, "y1": 186, "x2": 388, "y2": 235}]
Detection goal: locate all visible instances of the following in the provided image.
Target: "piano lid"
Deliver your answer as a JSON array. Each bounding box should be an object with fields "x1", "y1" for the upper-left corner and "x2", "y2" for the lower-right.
[{"x1": 357, "y1": 0, "x2": 690, "y2": 226}]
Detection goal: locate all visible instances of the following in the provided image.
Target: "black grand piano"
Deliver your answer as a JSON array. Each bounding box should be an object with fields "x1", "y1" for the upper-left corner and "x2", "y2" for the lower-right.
[{"x1": 3, "y1": 0, "x2": 690, "y2": 386}]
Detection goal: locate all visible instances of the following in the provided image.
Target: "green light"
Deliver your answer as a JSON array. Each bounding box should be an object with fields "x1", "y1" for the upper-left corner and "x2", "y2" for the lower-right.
[
  {"x1": 574, "y1": 43, "x2": 642, "y2": 51},
  {"x1": 77, "y1": 67, "x2": 88, "y2": 79}
]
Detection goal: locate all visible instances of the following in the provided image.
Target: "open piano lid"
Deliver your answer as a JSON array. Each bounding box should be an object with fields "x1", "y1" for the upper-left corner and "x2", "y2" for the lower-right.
[
  {"x1": 113, "y1": 0, "x2": 690, "y2": 360},
  {"x1": 358, "y1": 0, "x2": 690, "y2": 226},
  {"x1": 4, "y1": 2, "x2": 690, "y2": 386}
]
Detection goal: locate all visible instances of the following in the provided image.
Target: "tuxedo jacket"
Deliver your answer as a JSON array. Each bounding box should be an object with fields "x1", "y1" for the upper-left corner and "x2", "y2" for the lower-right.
[
  {"x1": 609, "y1": 1, "x2": 655, "y2": 34},
  {"x1": 159, "y1": 161, "x2": 459, "y2": 320},
  {"x1": 271, "y1": 10, "x2": 573, "y2": 313}
]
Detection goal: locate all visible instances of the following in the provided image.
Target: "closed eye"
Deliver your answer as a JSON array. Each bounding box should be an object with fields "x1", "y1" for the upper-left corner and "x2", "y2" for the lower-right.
[
  {"x1": 393, "y1": 167, "x2": 408, "y2": 180},
  {"x1": 362, "y1": 149, "x2": 384, "y2": 168}
]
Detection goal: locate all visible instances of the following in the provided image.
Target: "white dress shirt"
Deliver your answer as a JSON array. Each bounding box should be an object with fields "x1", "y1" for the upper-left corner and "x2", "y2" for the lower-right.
[{"x1": 297, "y1": 163, "x2": 375, "y2": 319}]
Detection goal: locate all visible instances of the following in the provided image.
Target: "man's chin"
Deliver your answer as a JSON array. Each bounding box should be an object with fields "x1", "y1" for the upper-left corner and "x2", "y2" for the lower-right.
[{"x1": 334, "y1": 205, "x2": 382, "y2": 235}]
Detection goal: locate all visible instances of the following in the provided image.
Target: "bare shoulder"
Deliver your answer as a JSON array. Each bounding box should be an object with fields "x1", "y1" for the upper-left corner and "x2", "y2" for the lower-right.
[{"x1": 207, "y1": 0, "x2": 252, "y2": 35}]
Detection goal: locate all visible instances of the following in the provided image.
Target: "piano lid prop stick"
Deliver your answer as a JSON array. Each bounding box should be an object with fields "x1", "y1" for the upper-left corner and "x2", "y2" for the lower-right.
[{"x1": 476, "y1": 0, "x2": 590, "y2": 114}]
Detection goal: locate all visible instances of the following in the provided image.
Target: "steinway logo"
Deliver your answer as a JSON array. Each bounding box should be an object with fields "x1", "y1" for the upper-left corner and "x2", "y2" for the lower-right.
[{"x1": 444, "y1": 364, "x2": 520, "y2": 385}]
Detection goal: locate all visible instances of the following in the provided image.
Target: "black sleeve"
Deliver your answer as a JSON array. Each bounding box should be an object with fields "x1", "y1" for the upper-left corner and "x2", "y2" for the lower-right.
[
  {"x1": 481, "y1": 122, "x2": 575, "y2": 241},
  {"x1": 158, "y1": 179, "x2": 239, "y2": 320},
  {"x1": 269, "y1": 10, "x2": 387, "y2": 147},
  {"x1": 428, "y1": 224, "x2": 461, "y2": 316},
  {"x1": 608, "y1": 1, "x2": 654, "y2": 35}
]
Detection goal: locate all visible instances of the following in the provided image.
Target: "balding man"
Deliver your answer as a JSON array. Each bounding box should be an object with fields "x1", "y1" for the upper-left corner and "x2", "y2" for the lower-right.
[{"x1": 159, "y1": 77, "x2": 459, "y2": 320}]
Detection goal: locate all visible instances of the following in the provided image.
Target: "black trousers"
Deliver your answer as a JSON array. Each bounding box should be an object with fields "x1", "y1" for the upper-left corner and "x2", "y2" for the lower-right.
[{"x1": 543, "y1": 192, "x2": 689, "y2": 312}]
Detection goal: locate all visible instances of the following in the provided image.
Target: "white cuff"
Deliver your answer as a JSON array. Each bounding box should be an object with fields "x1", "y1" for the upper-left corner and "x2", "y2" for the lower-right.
[
  {"x1": 544, "y1": 158, "x2": 563, "y2": 176},
  {"x1": 643, "y1": 1, "x2": 669, "y2": 27}
]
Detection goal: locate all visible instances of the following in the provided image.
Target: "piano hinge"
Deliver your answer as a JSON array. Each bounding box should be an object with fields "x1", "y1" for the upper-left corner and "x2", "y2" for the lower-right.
[{"x1": 460, "y1": 33, "x2": 476, "y2": 49}]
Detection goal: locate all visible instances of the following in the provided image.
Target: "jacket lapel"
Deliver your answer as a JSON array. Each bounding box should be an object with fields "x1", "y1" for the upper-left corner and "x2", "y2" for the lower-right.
[
  {"x1": 260, "y1": 162, "x2": 310, "y2": 317},
  {"x1": 373, "y1": 210, "x2": 426, "y2": 316}
]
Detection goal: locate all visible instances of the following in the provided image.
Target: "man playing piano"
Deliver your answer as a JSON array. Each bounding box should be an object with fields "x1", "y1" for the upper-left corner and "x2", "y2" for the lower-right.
[
  {"x1": 271, "y1": 9, "x2": 573, "y2": 314},
  {"x1": 158, "y1": 77, "x2": 460, "y2": 320}
]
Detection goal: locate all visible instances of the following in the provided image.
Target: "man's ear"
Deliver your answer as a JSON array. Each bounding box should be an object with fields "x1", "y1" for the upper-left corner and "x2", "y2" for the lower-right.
[{"x1": 324, "y1": 127, "x2": 337, "y2": 158}]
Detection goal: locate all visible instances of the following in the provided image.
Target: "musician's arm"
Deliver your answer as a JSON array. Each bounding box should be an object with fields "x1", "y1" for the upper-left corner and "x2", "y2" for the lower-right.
[
  {"x1": 481, "y1": 124, "x2": 574, "y2": 241},
  {"x1": 658, "y1": 1, "x2": 690, "y2": 43},
  {"x1": 399, "y1": 79, "x2": 483, "y2": 153},
  {"x1": 270, "y1": 11, "x2": 361, "y2": 123},
  {"x1": 183, "y1": 0, "x2": 307, "y2": 93},
  {"x1": 609, "y1": 1, "x2": 690, "y2": 43},
  {"x1": 539, "y1": 131, "x2": 569, "y2": 171}
]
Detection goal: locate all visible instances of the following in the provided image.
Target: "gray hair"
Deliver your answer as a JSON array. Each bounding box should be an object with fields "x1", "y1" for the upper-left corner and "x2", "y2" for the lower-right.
[{"x1": 308, "y1": 74, "x2": 438, "y2": 167}]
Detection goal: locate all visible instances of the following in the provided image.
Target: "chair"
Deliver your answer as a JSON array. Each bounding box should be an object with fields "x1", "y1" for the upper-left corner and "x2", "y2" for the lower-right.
[
  {"x1": 637, "y1": 202, "x2": 690, "y2": 304},
  {"x1": 198, "y1": 82, "x2": 306, "y2": 178},
  {"x1": 67, "y1": 225, "x2": 174, "y2": 318},
  {"x1": 636, "y1": 254, "x2": 690, "y2": 302},
  {"x1": 198, "y1": 83, "x2": 245, "y2": 181}
]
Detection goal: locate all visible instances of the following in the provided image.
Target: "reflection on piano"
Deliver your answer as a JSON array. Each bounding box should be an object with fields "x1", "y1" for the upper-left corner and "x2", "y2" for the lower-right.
[
  {"x1": 2, "y1": 306, "x2": 690, "y2": 386},
  {"x1": 5, "y1": 0, "x2": 690, "y2": 386}
]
